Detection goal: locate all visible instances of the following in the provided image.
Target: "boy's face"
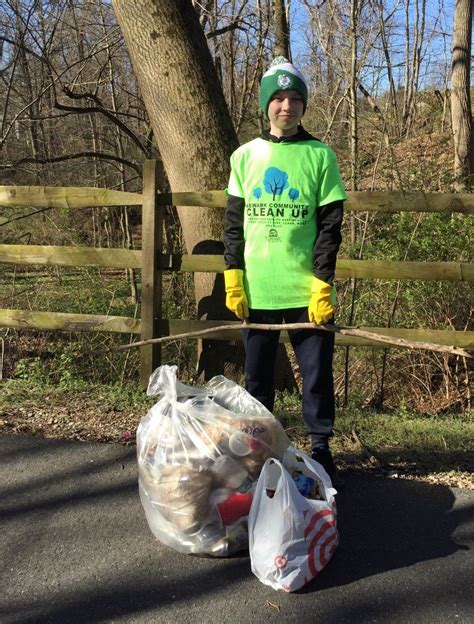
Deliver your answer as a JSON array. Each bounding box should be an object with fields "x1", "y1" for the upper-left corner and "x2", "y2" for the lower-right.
[{"x1": 267, "y1": 90, "x2": 304, "y2": 137}]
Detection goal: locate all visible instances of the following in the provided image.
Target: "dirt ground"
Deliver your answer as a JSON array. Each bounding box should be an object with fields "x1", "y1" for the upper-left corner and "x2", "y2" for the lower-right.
[{"x1": 1, "y1": 388, "x2": 472, "y2": 490}]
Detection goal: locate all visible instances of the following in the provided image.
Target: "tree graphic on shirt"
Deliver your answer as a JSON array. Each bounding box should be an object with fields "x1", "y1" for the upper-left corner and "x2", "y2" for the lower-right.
[
  {"x1": 253, "y1": 187, "x2": 262, "y2": 199},
  {"x1": 263, "y1": 167, "x2": 289, "y2": 200},
  {"x1": 289, "y1": 188, "x2": 300, "y2": 202}
]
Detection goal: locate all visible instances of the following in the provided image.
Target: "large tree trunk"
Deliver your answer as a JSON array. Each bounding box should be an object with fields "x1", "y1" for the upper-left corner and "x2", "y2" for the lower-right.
[
  {"x1": 273, "y1": 0, "x2": 291, "y2": 59},
  {"x1": 451, "y1": 0, "x2": 473, "y2": 190},
  {"x1": 112, "y1": 0, "x2": 240, "y2": 378}
]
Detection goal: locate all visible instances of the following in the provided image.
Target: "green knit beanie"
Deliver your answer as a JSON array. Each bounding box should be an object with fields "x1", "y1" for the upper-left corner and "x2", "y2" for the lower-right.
[{"x1": 259, "y1": 56, "x2": 308, "y2": 119}]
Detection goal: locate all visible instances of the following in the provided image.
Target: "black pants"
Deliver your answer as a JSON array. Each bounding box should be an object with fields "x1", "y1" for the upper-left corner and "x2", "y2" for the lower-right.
[{"x1": 243, "y1": 307, "x2": 335, "y2": 452}]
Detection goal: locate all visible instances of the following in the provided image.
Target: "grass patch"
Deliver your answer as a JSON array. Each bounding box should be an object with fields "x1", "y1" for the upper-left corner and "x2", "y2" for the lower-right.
[
  {"x1": 273, "y1": 391, "x2": 473, "y2": 478},
  {"x1": 1, "y1": 380, "x2": 472, "y2": 486},
  {"x1": 0, "y1": 377, "x2": 154, "y2": 413},
  {"x1": 2, "y1": 267, "x2": 138, "y2": 317}
]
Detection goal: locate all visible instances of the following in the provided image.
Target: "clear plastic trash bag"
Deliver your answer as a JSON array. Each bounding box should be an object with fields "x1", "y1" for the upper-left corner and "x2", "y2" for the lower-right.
[{"x1": 137, "y1": 365, "x2": 290, "y2": 556}]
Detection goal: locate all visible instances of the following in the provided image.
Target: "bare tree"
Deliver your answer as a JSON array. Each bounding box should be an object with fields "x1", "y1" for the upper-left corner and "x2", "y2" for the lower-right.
[{"x1": 450, "y1": 0, "x2": 473, "y2": 190}]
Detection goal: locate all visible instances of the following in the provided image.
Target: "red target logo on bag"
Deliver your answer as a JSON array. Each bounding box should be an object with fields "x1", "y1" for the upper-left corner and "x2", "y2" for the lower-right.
[
  {"x1": 303, "y1": 508, "x2": 339, "y2": 576},
  {"x1": 274, "y1": 555, "x2": 288, "y2": 570}
]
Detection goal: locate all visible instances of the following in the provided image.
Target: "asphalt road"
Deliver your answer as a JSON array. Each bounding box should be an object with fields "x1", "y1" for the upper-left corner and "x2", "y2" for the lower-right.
[{"x1": 1, "y1": 434, "x2": 472, "y2": 624}]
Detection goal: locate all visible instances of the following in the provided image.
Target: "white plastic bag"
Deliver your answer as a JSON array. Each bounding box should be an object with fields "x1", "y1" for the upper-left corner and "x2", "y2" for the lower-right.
[
  {"x1": 281, "y1": 446, "x2": 338, "y2": 498},
  {"x1": 137, "y1": 365, "x2": 290, "y2": 556},
  {"x1": 248, "y1": 452, "x2": 338, "y2": 592}
]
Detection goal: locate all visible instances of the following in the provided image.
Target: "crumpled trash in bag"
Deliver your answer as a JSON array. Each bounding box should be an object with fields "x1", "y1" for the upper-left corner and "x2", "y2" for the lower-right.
[{"x1": 137, "y1": 365, "x2": 290, "y2": 556}]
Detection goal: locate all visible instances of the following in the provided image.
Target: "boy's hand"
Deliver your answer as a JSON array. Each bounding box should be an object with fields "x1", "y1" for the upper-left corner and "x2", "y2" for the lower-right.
[
  {"x1": 308, "y1": 277, "x2": 334, "y2": 324},
  {"x1": 224, "y1": 269, "x2": 249, "y2": 320}
]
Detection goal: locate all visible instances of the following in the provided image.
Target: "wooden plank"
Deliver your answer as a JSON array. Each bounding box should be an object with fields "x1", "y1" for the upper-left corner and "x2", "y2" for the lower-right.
[
  {"x1": 0, "y1": 309, "x2": 140, "y2": 333},
  {"x1": 461, "y1": 263, "x2": 474, "y2": 283},
  {"x1": 333, "y1": 327, "x2": 474, "y2": 349},
  {"x1": 140, "y1": 160, "x2": 163, "y2": 388},
  {"x1": 335, "y1": 259, "x2": 473, "y2": 282},
  {"x1": 0, "y1": 245, "x2": 142, "y2": 268},
  {"x1": 0, "y1": 186, "x2": 143, "y2": 208},
  {"x1": 156, "y1": 190, "x2": 227, "y2": 208},
  {"x1": 158, "y1": 254, "x2": 473, "y2": 283},
  {"x1": 1, "y1": 186, "x2": 472, "y2": 213},
  {"x1": 158, "y1": 253, "x2": 224, "y2": 273},
  {"x1": 347, "y1": 191, "x2": 474, "y2": 213},
  {"x1": 155, "y1": 190, "x2": 474, "y2": 213},
  {"x1": 1, "y1": 245, "x2": 472, "y2": 283}
]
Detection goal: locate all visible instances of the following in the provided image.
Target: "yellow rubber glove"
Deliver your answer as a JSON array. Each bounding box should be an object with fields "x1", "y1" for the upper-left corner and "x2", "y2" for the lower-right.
[
  {"x1": 224, "y1": 269, "x2": 249, "y2": 320},
  {"x1": 308, "y1": 277, "x2": 335, "y2": 325}
]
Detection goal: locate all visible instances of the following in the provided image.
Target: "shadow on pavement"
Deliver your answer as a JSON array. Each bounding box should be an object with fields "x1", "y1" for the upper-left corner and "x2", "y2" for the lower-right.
[
  {"x1": 300, "y1": 472, "x2": 470, "y2": 591},
  {"x1": 2, "y1": 559, "x2": 253, "y2": 624},
  {"x1": 0, "y1": 435, "x2": 471, "y2": 623}
]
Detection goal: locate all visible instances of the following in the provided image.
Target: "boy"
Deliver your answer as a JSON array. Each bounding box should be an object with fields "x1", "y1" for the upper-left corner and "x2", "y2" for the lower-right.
[{"x1": 223, "y1": 57, "x2": 347, "y2": 487}]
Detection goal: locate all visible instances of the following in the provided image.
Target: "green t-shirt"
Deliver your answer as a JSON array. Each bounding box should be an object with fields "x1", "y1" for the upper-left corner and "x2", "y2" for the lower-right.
[{"x1": 227, "y1": 137, "x2": 347, "y2": 309}]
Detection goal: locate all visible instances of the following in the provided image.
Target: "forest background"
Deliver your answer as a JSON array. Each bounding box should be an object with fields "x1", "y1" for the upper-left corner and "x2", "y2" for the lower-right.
[{"x1": 0, "y1": 0, "x2": 472, "y2": 481}]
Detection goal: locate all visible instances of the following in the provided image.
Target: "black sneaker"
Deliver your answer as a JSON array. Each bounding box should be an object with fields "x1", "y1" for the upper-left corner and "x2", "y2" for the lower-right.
[{"x1": 311, "y1": 449, "x2": 345, "y2": 490}]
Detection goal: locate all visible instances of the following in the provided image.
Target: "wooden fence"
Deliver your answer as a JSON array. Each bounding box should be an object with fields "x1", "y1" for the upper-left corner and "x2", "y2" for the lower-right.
[{"x1": 1, "y1": 159, "x2": 473, "y2": 387}]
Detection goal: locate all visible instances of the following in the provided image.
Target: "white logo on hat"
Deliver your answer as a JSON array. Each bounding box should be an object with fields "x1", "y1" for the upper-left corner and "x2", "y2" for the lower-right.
[{"x1": 278, "y1": 74, "x2": 292, "y2": 88}]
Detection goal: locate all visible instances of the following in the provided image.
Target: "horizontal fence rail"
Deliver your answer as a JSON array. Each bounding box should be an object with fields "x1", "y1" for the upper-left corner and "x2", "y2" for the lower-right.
[
  {"x1": 0, "y1": 309, "x2": 141, "y2": 334},
  {"x1": 154, "y1": 190, "x2": 474, "y2": 213},
  {"x1": 0, "y1": 186, "x2": 143, "y2": 209},
  {"x1": 1, "y1": 310, "x2": 472, "y2": 349},
  {"x1": 157, "y1": 255, "x2": 474, "y2": 282},
  {"x1": 0, "y1": 245, "x2": 142, "y2": 269},
  {"x1": 1, "y1": 186, "x2": 474, "y2": 213},
  {"x1": 1, "y1": 245, "x2": 472, "y2": 283},
  {"x1": 1, "y1": 171, "x2": 472, "y2": 386}
]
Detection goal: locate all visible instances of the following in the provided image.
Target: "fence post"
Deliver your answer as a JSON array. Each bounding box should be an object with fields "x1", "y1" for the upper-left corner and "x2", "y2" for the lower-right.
[{"x1": 140, "y1": 160, "x2": 163, "y2": 388}]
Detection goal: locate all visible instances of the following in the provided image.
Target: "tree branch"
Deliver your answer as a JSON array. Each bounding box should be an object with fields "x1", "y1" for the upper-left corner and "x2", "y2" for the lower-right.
[
  {"x1": 206, "y1": 21, "x2": 247, "y2": 39},
  {"x1": 55, "y1": 87, "x2": 149, "y2": 156},
  {"x1": 0, "y1": 207, "x2": 52, "y2": 227},
  {"x1": 91, "y1": 322, "x2": 473, "y2": 359},
  {"x1": 5, "y1": 151, "x2": 141, "y2": 175},
  {"x1": 0, "y1": 35, "x2": 44, "y2": 63}
]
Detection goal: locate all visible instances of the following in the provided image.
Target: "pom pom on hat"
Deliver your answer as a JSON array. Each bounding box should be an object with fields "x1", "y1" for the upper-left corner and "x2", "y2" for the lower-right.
[{"x1": 259, "y1": 56, "x2": 308, "y2": 119}]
